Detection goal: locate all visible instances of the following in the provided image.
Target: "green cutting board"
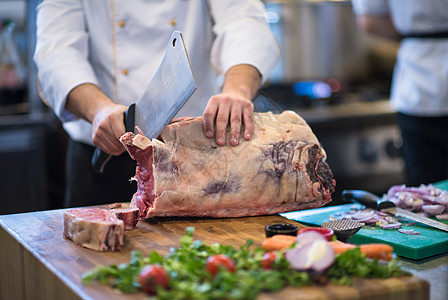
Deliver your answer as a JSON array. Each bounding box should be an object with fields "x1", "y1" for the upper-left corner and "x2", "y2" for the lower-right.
[{"x1": 281, "y1": 204, "x2": 448, "y2": 260}]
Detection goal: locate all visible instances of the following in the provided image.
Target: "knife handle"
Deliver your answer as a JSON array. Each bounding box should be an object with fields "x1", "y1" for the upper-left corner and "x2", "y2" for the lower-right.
[
  {"x1": 342, "y1": 190, "x2": 378, "y2": 209},
  {"x1": 91, "y1": 104, "x2": 136, "y2": 173},
  {"x1": 342, "y1": 190, "x2": 395, "y2": 210}
]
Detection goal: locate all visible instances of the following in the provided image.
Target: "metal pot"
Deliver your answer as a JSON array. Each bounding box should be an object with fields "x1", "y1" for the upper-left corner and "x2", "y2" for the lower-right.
[{"x1": 264, "y1": 0, "x2": 368, "y2": 83}]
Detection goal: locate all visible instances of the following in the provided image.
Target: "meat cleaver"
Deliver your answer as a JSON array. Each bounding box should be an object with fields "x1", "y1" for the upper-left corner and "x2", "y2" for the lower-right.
[
  {"x1": 92, "y1": 31, "x2": 197, "y2": 173},
  {"x1": 342, "y1": 190, "x2": 448, "y2": 232}
]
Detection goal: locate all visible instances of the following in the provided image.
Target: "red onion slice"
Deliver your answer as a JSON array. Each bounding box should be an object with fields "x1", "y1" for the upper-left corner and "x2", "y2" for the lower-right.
[
  {"x1": 385, "y1": 184, "x2": 448, "y2": 216},
  {"x1": 422, "y1": 204, "x2": 445, "y2": 216},
  {"x1": 285, "y1": 231, "x2": 335, "y2": 272},
  {"x1": 397, "y1": 229, "x2": 421, "y2": 235},
  {"x1": 380, "y1": 223, "x2": 401, "y2": 229}
]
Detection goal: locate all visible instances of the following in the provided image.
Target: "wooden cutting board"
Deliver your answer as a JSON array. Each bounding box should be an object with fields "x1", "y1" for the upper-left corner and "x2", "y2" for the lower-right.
[{"x1": 0, "y1": 207, "x2": 429, "y2": 300}]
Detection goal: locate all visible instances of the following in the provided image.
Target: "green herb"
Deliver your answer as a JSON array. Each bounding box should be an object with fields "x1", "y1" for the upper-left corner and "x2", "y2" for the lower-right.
[
  {"x1": 82, "y1": 227, "x2": 408, "y2": 299},
  {"x1": 326, "y1": 247, "x2": 411, "y2": 285}
]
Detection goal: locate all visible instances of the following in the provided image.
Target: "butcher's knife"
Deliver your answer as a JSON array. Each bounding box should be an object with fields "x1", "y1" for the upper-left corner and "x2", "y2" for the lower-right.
[
  {"x1": 92, "y1": 31, "x2": 197, "y2": 173},
  {"x1": 342, "y1": 190, "x2": 448, "y2": 232}
]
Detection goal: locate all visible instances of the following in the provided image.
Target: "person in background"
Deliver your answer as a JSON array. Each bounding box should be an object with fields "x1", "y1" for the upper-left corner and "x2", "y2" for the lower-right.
[
  {"x1": 352, "y1": 0, "x2": 448, "y2": 186},
  {"x1": 34, "y1": 0, "x2": 280, "y2": 208}
]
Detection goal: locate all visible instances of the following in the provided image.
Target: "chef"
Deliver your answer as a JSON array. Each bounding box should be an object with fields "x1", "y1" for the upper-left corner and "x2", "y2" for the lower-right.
[
  {"x1": 34, "y1": 0, "x2": 280, "y2": 208},
  {"x1": 352, "y1": 0, "x2": 448, "y2": 186}
]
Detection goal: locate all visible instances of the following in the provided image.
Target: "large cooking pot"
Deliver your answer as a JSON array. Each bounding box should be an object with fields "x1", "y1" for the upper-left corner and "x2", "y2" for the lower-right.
[{"x1": 264, "y1": 0, "x2": 368, "y2": 83}]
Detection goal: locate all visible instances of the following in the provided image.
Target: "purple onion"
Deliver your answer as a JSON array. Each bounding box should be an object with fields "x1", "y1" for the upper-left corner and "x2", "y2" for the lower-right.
[
  {"x1": 435, "y1": 191, "x2": 448, "y2": 205},
  {"x1": 422, "y1": 204, "x2": 445, "y2": 216},
  {"x1": 385, "y1": 184, "x2": 448, "y2": 216},
  {"x1": 285, "y1": 231, "x2": 335, "y2": 272},
  {"x1": 380, "y1": 223, "x2": 402, "y2": 229},
  {"x1": 398, "y1": 229, "x2": 421, "y2": 235},
  {"x1": 350, "y1": 211, "x2": 378, "y2": 223},
  {"x1": 387, "y1": 185, "x2": 406, "y2": 198}
]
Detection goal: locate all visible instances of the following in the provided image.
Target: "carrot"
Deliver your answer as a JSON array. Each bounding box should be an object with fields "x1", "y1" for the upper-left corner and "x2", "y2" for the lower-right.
[
  {"x1": 262, "y1": 234, "x2": 296, "y2": 251},
  {"x1": 329, "y1": 241, "x2": 394, "y2": 261},
  {"x1": 359, "y1": 244, "x2": 394, "y2": 261},
  {"x1": 328, "y1": 241, "x2": 356, "y2": 254},
  {"x1": 263, "y1": 236, "x2": 394, "y2": 261}
]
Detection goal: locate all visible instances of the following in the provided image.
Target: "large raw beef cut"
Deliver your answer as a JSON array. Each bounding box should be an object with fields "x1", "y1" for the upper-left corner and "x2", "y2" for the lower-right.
[{"x1": 120, "y1": 111, "x2": 335, "y2": 219}]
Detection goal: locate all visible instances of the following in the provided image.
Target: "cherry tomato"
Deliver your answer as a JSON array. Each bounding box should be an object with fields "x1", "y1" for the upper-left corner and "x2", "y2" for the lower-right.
[
  {"x1": 262, "y1": 251, "x2": 277, "y2": 270},
  {"x1": 206, "y1": 254, "x2": 236, "y2": 277},
  {"x1": 139, "y1": 264, "x2": 169, "y2": 295}
]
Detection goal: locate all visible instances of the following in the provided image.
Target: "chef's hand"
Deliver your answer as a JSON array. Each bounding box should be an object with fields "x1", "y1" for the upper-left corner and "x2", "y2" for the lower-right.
[
  {"x1": 66, "y1": 83, "x2": 127, "y2": 155},
  {"x1": 202, "y1": 64, "x2": 262, "y2": 146},
  {"x1": 91, "y1": 103, "x2": 128, "y2": 156}
]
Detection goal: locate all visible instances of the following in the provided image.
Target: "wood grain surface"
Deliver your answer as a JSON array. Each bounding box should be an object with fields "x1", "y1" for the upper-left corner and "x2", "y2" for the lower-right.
[{"x1": 0, "y1": 206, "x2": 429, "y2": 300}]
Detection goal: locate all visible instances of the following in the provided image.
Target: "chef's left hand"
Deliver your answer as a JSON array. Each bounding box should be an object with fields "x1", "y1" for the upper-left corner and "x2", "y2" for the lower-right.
[{"x1": 202, "y1": 64, "x2": 261, "y2": 146}]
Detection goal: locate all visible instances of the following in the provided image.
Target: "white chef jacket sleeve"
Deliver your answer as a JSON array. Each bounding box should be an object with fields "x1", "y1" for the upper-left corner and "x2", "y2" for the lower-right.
[
  {"x1": 33, "y1": 0, "x2": 99, "y2": 122},
  {"x1": 352, "y1": 0, "x2": 390, "y2": 16},
  {"x1": 208, "y1": 0, "x2": 280, "y2": 84}
]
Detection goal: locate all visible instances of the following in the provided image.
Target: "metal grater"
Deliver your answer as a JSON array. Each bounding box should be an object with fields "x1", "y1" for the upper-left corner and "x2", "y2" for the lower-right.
[{"x1": 321, "y1": 219, "x2": 363, "y2": 243}]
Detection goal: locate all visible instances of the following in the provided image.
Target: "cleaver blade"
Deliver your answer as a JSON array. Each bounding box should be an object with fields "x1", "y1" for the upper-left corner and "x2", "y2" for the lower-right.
[
  {"x1": 133, "y1": 30, "x2": 196, "y2": 138},
  {"x1": 92, "y1": 30, "x2": 196, "y2": 173}
]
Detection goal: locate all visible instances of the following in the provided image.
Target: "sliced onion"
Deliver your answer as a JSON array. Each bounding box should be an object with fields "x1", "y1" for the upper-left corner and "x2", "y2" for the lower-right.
[
  {"x1": 422, "y1": 204, "x2": 445, "y2": 216},
  {"x1": 385, "y1": 184, "x2": 448, "y2": 216},
  {"x1": 398, "y1": 229, "x2": 421, "y2": 235},
  {"x1": 434, "y1": 191, "x2": 448, "y2": 205},
  {"x1": 350, "y1": 210, "x2": 378, "y2": 223},
  {"x1": 285, "y1": 231, "x2": 335, "y2": 272},
  {"x1": 285, "y1": 244, "x2": 314, "y2": 270},
  {"x1": 380, "y1": 223, "x2": 401, "y2": 229}
]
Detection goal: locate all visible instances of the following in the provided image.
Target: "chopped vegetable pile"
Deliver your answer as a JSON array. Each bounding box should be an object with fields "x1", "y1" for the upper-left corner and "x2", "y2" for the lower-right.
[
  {"x1": 386, "y1": 184, "x2": 448, "y2": 219},
  {"x1": 81, "y1": 227, "x2": 409, "y2": 299},
  {"x1": 330, "y1": 184, "x2": 448, "y2": 234}
]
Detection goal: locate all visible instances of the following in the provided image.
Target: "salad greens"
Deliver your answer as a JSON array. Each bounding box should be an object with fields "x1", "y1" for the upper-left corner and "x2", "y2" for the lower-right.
[{"x1": 81, "y1": 227, "x2": 409, "y2": 299}]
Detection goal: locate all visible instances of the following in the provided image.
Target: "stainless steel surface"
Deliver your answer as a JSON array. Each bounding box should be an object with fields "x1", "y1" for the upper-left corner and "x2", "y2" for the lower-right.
[
  {"x1": 264, "y1": 0, "x2": 368, "y2": 82},
  {"x1": 384, "y1": 207, "x2": 448, "y2": 233},
  {"x1": 134, "y1": 30, "x2": 196, "y2": 138},
  {"x1": 399, "y1": 253, "x2": 448, "y2": 300}
]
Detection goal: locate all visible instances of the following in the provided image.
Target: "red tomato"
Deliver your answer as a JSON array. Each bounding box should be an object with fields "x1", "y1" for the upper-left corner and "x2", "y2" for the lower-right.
[
  {"x1": 262, "y1": 251, "x2": 277, "y2": 270},
  {"x1": 139, "y1": 264, "x2": 169, "y2": 295},
  {"x1": 206, "y1": 254, "x2": 236, "y2": 277}
]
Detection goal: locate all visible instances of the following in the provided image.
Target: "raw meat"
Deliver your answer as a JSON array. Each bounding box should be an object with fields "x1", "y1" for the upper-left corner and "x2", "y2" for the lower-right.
[
  {"x1": 63, "y1": 208, "x2": 124, "y2": 251},
  {"x1": 120, "y1": 111, "x2": 335, "y2": 219},
  {"x1": 112, "y1": 207, "x2": 139, "y2": 231}
]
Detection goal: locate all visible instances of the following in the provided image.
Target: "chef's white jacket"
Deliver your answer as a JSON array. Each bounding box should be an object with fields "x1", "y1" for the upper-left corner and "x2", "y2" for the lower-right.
[
  {"x1": 34, "y1": 0, "x2": 280, "y2": 145},
  {"x1": 352, "y1": 0, "x2": 448, "y2": 117}
]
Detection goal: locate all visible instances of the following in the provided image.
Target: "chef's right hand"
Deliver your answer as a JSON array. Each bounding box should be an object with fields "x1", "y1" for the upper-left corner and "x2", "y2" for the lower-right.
[
  {"x1": 66, "y1": 83, "x2": 128, "y2": 156},
  {"x1": 91, "y1": 103, "x2": 128, "y2": 156}
]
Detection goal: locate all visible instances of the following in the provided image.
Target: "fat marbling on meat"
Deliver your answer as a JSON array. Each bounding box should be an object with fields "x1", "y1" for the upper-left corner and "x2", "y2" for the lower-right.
[{"x1": 120, "y1": 111, "x2": 335, "y2": 219}]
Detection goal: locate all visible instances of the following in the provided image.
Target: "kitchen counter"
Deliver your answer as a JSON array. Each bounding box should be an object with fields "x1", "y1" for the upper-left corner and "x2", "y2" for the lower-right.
[
  {"x1": 0, "y1": 206, "x2": 435, "y2": 300},
  {"x1": 400, "y1": 254, "x2": 448, "y2": 300}
]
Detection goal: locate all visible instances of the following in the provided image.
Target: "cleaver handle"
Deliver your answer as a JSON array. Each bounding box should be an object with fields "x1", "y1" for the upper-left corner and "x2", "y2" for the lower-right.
[
  {"x1": 342, "y1": 190, "x2": 396, "y2": 211},
  {"x1": 91, "y1": 104, "x2": 136, "y2": 173}
]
